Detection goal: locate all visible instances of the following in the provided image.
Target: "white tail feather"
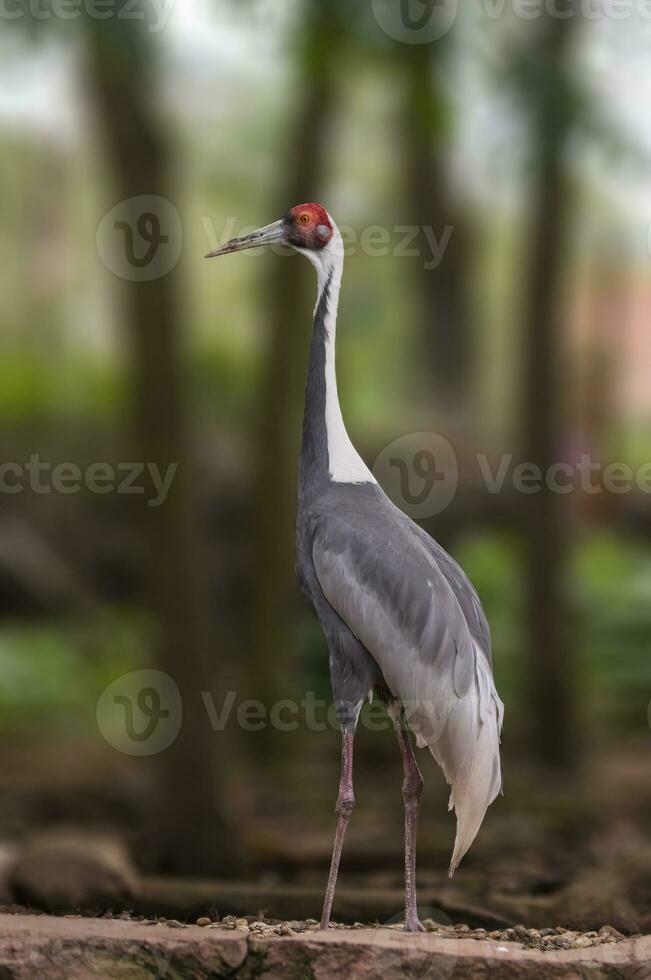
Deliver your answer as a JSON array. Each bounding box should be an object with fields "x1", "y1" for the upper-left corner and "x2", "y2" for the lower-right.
[{"x1": 426, "y1": 651, "x2": 503, "y2": 875}]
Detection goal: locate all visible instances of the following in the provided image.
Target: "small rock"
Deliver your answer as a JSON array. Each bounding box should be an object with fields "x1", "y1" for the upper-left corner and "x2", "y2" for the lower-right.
[
  {"x1": 196, "y1": 917, "x2": 211, "y2": 927},
  {"x1": 599, "y1": 925, "x2": 625, "y2": 941}
]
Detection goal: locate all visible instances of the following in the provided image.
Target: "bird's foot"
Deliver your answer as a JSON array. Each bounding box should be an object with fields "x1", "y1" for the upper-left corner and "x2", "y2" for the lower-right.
[{"x1": 403, "y1": 916, "x2": 426, "y2": 933}]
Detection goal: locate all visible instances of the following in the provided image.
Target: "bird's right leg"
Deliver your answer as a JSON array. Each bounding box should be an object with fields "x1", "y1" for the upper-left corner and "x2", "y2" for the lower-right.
[{"x1": 320, "y1": 728, "x2": 355, "y2": 929}]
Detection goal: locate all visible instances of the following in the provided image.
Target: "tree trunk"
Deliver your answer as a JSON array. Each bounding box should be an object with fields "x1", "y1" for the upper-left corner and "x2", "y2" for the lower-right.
[
  {"x1": 521, "y1": 7, "x2": 578, "y2": 770},
  {"x1": 86, "y1": 19, "x2": 238, "y2": 872},
  {"x1": 401, "y1": 41, "x2": 473, "y2": 429},
  {"x1": 249, "y1": 0, "x2": 345, "y2": 729}
]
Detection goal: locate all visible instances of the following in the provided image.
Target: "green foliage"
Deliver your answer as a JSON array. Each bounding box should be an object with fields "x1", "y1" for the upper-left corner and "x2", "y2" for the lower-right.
[
  {"x1": 0, "y1": 352, "x2": 124, "y2": 425},
  {"x1": 0, "y1": 610, "x2": 151, "y2": 742},
  {"x1": 455, "y1": 531, "x2": 524, "y2": 708},
  {"x1": 576, "y1": 533, "x2": 651, "y2": 728}
]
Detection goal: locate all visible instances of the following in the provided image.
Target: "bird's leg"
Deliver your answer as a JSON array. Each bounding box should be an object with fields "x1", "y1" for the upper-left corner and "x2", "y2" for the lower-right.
[
  {"x1": 320, "y1": 728, "x2": 355, "y2": 929},
  {"x1": 393, "y1": 708, "x2": 425, "y2": 933}
]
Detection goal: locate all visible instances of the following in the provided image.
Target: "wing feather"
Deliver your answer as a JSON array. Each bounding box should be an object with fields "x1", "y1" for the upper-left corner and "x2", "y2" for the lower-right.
[{"x1": 312, "y1": 504, "x2": 503, "y2": 873}]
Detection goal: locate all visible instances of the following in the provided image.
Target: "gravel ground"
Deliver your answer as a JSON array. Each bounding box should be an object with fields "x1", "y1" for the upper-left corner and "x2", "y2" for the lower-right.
[{"x1": 115, "y1": 911, "x2": 633, "y2": 952}]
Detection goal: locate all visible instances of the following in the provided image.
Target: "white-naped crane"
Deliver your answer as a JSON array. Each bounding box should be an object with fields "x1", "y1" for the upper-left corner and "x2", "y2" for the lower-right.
[{"x1": 206, "y1": 204, "x2": 504, "y2": 932}]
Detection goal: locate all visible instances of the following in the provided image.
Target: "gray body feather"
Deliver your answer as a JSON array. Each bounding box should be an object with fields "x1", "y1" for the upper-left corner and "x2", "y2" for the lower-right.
[
  {"x1": 295, "y1": 235, "x2": 503, "y2": 874},
  {"x1": 297, "y1": 481, "x2": 503, "y2": 873}
]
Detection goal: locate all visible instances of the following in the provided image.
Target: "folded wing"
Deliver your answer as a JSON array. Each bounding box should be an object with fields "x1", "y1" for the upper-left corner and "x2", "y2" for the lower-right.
[{"x1": 312, "y1": 504, "x2": 503, "y2": 873}]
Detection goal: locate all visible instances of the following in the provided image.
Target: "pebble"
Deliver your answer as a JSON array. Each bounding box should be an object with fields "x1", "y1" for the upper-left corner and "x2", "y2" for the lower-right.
[
  {"x1": 187, "y1": 915, "x2": 631, "y2": 951},
  {"x1": 599, "y1": 925, "x2": 625, "y2": 941}
]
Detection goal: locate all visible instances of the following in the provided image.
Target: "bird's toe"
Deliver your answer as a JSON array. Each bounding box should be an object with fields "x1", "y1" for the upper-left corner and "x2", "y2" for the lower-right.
[{"x1": 403, "y1": 918, "x2": 426, "y2": 933}]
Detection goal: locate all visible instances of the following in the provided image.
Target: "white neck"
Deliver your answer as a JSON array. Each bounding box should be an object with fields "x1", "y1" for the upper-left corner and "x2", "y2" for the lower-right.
[{"x1": 298, "y1": 226, "x2": 376, "y2": 485}]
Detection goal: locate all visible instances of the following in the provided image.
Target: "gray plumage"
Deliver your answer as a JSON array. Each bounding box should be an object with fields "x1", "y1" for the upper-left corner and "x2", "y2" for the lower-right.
[{"x1": 295, "y1": 242, "x2": 503, "y2": 874}]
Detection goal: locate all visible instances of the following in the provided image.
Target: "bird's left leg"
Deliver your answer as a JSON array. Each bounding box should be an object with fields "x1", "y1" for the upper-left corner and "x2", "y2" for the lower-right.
[
  {"x1": 391, "y1": 704, "x2": 425, "y2": 933},
  {"x1": 320, "y1": 727, "x2": 355, "y2": 930}
]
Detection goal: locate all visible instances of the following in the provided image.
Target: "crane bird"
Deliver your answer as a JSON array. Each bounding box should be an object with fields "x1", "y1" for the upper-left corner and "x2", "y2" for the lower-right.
[{"x1": 206, "y1": 204, "x2": 504, "y2": 933}]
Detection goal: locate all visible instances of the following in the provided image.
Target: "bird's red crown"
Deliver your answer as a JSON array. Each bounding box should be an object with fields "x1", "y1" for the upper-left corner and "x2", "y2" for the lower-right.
[{"x1": 284, "y1": 203, "x2": 333, "y2": 250}]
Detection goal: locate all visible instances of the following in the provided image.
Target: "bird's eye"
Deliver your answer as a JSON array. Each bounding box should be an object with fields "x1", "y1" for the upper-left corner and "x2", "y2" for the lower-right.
[{"x1": 299, "y1": 213, "x2": 310, "y2": 225}]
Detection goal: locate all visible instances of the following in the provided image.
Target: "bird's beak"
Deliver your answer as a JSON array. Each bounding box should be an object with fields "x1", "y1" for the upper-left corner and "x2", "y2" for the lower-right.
[{"x1": 204, "y1": 219, "x2": 285, "y2": 258}]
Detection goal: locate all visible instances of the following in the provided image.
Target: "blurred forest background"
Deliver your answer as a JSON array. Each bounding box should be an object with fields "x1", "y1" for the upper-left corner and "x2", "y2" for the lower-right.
[{"x1": 0, "y1": 0, "x2": 650, "y2": 928}]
